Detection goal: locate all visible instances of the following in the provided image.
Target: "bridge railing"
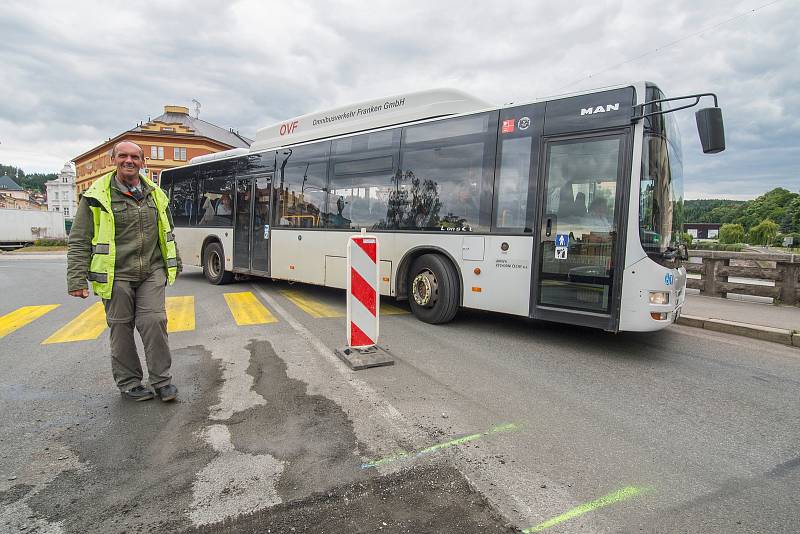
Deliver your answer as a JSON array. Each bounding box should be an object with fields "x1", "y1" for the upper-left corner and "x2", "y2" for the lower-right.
[{"x1": 685, "y1": 250, "x2": 799, "y2": 305}]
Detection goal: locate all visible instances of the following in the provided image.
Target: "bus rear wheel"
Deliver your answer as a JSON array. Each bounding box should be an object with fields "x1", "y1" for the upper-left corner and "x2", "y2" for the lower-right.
[
  {"x1": 203, "y1": 242, "x2": 234, "y2": 285},
  {"x1": 408, "y1": 254, "x2": 459, "y2": 324}
]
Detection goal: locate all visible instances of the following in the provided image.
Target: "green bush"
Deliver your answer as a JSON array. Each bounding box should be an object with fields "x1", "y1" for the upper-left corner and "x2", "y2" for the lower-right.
[
  {"x1": 748, "y1": 219, "x2": 779, "y2": 245},
  {"x1": 719, "y1": 223, "x2": 745, "y2": 244},
  {"x1": 33, "y1": 239, "x2": 68, "y2": 247},
  {"x1": 689, "y1": 242, "x2": 744, "y2": 252},
  {"x1": 679, "y1": 232, "x2": 693, "y2": 247}
]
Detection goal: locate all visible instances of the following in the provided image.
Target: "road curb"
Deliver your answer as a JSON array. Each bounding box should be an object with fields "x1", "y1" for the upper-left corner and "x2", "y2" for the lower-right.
[{"x1": 677, "y1": 314, "x2": 796, "y2": 347}]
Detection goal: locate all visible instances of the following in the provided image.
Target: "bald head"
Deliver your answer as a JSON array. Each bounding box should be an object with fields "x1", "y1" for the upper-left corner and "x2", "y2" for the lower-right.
[
  {"x1": 111, "y1": 141, "x2": 144, "y2": 159},
  {"x1": 112, "y1": 141, "x2": 145, "y2": 186}
]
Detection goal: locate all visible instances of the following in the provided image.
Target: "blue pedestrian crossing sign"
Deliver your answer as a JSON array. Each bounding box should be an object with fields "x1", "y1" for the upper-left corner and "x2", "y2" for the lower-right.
[{"x1": 554, "y1": 233, "x2": 569, "y2": 260}]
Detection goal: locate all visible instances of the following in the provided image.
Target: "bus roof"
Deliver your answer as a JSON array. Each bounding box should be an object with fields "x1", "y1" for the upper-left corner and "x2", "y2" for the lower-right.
[{"x1": 249, "y1": 88, "x2": 490, "y2": 152}]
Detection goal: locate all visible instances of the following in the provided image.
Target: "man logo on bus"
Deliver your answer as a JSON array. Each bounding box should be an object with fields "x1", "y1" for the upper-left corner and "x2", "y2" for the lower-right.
[
  {"x1": 580, "y1": 103, "x2": 620, "y2": 115},
  {"x1": 280, "y1": 121, "x2": 299, "y2": 136},
  {"x1": 518, "y1": 117, "x2": 531, "y2": 130}
]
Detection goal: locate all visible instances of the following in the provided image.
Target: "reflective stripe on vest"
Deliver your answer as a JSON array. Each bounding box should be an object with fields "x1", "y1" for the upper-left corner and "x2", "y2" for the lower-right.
[{"x1": 87, "y1": 272, "x2": 108, "y2": 283}]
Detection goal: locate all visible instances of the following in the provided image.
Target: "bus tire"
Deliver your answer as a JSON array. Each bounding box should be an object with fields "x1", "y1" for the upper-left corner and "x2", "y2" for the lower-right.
[
  {"x1": 408, "y1": 254, "x2": 459, "y2": 324},
  {"x1": 203, "y1": 242, "x2": 234, "y2": 285}
]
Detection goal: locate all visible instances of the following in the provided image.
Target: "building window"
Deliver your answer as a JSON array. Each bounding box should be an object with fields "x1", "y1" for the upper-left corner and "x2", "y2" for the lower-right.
[
  {"x1": 174, "y1": 147, "x2": 187, "y2": 161},
  {"x1": 161, "y1": 127, "x2": 174, "y2": 132},
  {"x1": 151, "y1": 146, "x2": 165, "y2": 160},
  {"x1": 64, "y1": 207, "x2": 69, "y2": 217},
  {"x1": 152, "y1": 172, "x2": 159, "y2": 183}
]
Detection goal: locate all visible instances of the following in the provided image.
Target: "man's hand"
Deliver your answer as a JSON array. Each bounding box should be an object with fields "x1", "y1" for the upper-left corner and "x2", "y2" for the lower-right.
[{"x1": 69, "y1": 289, "x2": 89, "y2": 299}]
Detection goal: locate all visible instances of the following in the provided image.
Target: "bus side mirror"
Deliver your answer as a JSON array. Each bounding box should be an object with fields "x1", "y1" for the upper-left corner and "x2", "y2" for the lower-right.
[{"x1": 695, "y1": 107, "x2": 726, "y2": 154}]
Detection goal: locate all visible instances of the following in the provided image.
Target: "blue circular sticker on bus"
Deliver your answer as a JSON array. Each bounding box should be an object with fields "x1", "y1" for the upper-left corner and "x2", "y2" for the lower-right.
[{"x1": 664, "y1": 273, "x2": 674, "y2": 286}]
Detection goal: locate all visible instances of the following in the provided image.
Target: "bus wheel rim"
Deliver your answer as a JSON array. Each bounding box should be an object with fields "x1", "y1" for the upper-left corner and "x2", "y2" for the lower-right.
[
  {"x1": 412, "y1": 271, "x2": 437, "y2": 307},
  {"x1": 210, "y1": 251, "x2": 221, "y2": 277}
]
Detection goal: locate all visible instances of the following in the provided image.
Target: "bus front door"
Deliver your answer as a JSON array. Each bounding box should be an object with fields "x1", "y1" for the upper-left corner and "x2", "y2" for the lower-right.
[{"x1": 532, "y1": 133, "x2": 628, "y2": 330}]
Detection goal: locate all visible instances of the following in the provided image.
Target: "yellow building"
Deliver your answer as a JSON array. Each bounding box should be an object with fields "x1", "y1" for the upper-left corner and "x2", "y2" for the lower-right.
[{"x1": 73, "y1": 105, "x2": 251, "y2": 196}]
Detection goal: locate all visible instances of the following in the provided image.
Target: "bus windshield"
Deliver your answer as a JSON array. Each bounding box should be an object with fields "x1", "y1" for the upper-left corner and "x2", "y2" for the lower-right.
[{"x1": 639, "y1": 86, "x2": 684, "y2": 260}]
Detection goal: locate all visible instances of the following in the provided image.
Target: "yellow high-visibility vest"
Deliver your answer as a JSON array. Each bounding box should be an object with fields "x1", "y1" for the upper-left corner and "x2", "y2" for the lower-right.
[{"x1": 82, "y1": 171, "x2": 177, "y2": 298}]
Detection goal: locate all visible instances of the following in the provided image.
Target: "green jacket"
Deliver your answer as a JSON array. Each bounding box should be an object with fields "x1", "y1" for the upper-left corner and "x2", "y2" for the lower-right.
[{"x1": 67, "y1": 171, "x2": 181, "y2": 298}]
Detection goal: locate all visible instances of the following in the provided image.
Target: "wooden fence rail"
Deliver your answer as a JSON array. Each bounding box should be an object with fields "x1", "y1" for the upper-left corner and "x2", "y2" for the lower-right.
[{"x1": 685, "y1": 250, "x2": 800, "y2": 305}]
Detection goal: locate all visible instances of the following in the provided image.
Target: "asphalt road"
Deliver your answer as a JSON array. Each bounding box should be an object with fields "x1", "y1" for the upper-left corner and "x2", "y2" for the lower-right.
[{"x1": 1, "y1": 255, "x2": 799, "y2": 533}]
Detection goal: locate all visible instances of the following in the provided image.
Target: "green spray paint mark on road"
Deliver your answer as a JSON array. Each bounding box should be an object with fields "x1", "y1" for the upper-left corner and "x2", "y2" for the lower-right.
[
  {"x1": 361, "y1": 422, "x2": 520, "y2": 469},
  {"x1": 523, "y1": 485, "x2": 653, "y2": 533}
]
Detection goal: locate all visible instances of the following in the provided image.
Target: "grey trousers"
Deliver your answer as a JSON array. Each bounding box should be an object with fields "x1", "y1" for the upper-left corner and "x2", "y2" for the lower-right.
[{"x1": 103, "y1": 268, "x2": 172, "y2": 391}]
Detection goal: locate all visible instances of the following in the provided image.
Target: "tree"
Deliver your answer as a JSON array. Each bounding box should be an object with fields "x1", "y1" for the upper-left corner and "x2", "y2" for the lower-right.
[
  {"x1": 748, "y1": 219, "x2": 779, "y2": 246},
  {"x1": 781, "y1": 196, "x2": 800, "y2": 234},
  {"x1": 719, "y1": 223, "x2": 745, "y2": 244}
]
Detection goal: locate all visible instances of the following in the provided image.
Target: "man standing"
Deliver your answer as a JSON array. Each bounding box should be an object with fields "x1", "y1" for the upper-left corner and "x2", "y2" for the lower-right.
[{"x1": 67, "y1": 141, "x2": 181, "y2": 402}]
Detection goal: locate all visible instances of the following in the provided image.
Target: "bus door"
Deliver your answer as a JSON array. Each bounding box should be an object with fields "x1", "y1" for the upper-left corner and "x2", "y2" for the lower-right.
[
  {"x1": 233, "y1": 177, "x2": 253, "y2": 271},
  {"x1": 250, "y1": 174, "x2": 273, "y2": 275},
  {"x1": 532, "y1": 131, "x2": 629, "y2": 329}
]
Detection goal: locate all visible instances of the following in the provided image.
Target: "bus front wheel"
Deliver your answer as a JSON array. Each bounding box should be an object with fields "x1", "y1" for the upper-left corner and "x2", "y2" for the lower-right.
[
  {"x1": 408, "y1": 254, "x2": 459, "y2": 324},
  {"x1": 203, "y1": 242, "x2": 234, "y2": 285}
]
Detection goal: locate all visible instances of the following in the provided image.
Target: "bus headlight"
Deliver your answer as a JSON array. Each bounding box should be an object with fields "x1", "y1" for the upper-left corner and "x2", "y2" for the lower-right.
[{"x1": 649, "y1": 291, "x2": 670, "y2": 305}]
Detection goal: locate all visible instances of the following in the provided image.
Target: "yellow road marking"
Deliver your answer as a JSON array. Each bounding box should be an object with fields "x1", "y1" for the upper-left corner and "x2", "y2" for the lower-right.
[
  {"x1": 42, "y1": 302, "x2": 107, "y2": 344},
  {"x1": 166, "y1": 296, "x2": 195, "y2": 333},
  {"x1": 380, "y1": 302, "x2": 409, "y2": 315},
  {"x1": 280, "y1": 289, "x2": 343, "y2": 318},
  {"x1": 0, "y1": 305, "x2": 60, "y2": 339},
  {"x1": 224, "y1": 292, "x2": 277, "y2": 325}
]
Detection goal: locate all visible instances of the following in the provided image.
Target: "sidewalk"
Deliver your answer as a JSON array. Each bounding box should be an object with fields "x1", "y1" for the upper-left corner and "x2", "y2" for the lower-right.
[{"x1": 679, "y1": 293, "x2": 800, "y2": 347}]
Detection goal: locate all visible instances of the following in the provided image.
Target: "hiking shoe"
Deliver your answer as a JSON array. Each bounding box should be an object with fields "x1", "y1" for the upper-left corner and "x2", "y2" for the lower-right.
[
  {"x1": 155, "y1": 384, "x2": 178, "y2": 402},
  {"x1": 122, "y1": 385, "x2": 154, "y2": 402}
]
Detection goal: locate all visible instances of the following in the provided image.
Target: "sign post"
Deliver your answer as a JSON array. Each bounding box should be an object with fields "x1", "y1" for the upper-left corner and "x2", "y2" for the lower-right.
[{"x1": 335, "y1": 230, "x2": 394, "y2": 370}]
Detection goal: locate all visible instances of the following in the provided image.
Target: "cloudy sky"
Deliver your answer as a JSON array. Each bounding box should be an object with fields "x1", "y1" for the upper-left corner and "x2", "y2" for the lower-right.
[{"x1": 0, "y1": 0, "x2": 796, "y2": 199}]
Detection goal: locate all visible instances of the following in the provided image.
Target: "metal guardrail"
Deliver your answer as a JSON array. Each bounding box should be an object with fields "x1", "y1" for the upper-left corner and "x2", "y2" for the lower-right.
[{"x1": 685, "y1": 250, "x2": 800, "y2": 305}]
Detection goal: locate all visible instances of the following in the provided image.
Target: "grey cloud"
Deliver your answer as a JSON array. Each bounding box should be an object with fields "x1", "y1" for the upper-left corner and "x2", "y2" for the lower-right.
[{"x1": 0, "y1": 0, "x2": 796, "y2": 200}]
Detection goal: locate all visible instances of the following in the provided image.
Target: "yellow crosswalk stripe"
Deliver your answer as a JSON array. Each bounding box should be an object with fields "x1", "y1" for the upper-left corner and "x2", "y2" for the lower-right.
[
  {"x1": 0, "y1": 305, "x2": 60, "y2": 339},
  {"x1": 166, "y1": 296, "x2": 195, "y2": 333},
  {"x1": 42, "y1": 302, "x2": 107, "y2": 344},
  {"x1": 280, "y1": 289, "x2": 344, "y2": 318},
  {"x1": 224, "y1": 291, "x2": 277, "y2": 325},
  {"x1": 380, "y1": 302, "x2": 409, "y2": 315}
]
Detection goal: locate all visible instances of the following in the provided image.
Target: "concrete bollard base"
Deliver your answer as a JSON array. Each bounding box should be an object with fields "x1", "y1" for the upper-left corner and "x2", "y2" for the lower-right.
[{"x1": 335, "y1": 346, "x2": 395, "y2": 370}]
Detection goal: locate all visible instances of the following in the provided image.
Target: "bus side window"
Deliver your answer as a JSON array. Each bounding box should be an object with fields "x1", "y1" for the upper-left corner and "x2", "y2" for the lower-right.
[
  {"x1": 277, "y1": 162, "x2": 327, "y2": 228},
  {"x1": 494, "y1": 136, "x2": 532, "y2": 230},
  {"x1": 166, "y1": 170, "x2": 196, "y2": 227},
  {"x1": 329, "y1": 131, "x2": 400, "y2": 230},
  {"x1": 276, "y1": 141, "x2": 330, "y2": 228},
  {"x1": 400, "y1": 112, "x2": 497, "y2": 232},
  {"x1": 197, "y1": 176, "x2": 234, "y2": 227}
]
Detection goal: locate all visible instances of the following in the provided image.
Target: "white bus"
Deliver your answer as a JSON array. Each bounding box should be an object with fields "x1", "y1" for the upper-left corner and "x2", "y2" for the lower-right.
[{"x1": 160, "y1": 83, "x2": 725, "y2": 332}]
